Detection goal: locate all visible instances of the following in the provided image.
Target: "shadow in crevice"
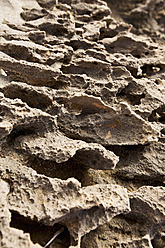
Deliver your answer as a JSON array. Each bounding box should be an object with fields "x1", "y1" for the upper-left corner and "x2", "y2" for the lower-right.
[
  {"x1": 117, "y1": 89, "x2": 145, "y2": 105},
  {"x1": 23, "y1": 154, "x2": 94, "y2": 187},
  {"x1": 106, "y1": 144, "x2": 147, "y2": 156},
  {"x1": 107, "y1": 144, "x2": 165, "y2": 187},
  {"x1": 10, "y1": 211, "x2": 70, "y2": 248},
  {"x1": 148, "y1": 104, "x2": 165, "y2": 123}
]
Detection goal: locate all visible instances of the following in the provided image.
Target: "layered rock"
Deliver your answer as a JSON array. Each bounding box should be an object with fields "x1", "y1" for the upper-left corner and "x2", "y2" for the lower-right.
[{"x1": 0, "y1": 0, "x2": 165, "y2": 247}]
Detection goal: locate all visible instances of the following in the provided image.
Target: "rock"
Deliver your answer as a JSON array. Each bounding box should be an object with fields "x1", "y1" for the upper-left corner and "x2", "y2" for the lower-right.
[
  {"x1": 0, "y1": 92, "x2": 55, "y2": 141},
  {"x1": 81, "y1": 185, "x2": 165, "y2": 248},
  {"x1": 111, "y1": 235, "x2": 153, "y2": 248},
  {"x1": 129, "y1": 186, "x2": 165, "y2": 224},
  {"x1": 61, "y1": 56, "x2": 112, "y2": 81},
  {"x1": 0, "y1": 179, "x2": 41, "y2": 248},
  {"x1": 112, "y1": 141, "x2": 165, "y2": 181},
  {"x1": 0, "y1": 40, "x2": 73, "y2": 65},
  {"x1": 14, "y1": 131, "x2": 119, "y2": 169},
  {"x1": 57, "y1": 93, "x2": 159, "y2": 145},
  {"x1": 102, "y1": 32, "x2": 154, "y2": 57},
  {"x1": 2, "y1": 81, "x2": 54, "y2": 110},
  {"x1": 0, "y1": 0, "x2": 165, "y2": 247},
  {"x1": 20, "y1": 8, "x2": 48, "y2": 22},
  {"x1": 0, "y1": 52, "x2": 62, "y2": 87},
  {"x1": 0, "y1": 157, "x2": 130, "y2": 246},
  {"x1": 105, "y1": 0, "x2": 165, "y2": 42},
  {"x1": 81, "y1": 214, "x2": 154, "y2": 248},
  {"x1": 152, "y1": 231, "x2": 165, "y2": 248},
  {"x1": 0, "y1": 92, "x2": 119, "y2": 169}
]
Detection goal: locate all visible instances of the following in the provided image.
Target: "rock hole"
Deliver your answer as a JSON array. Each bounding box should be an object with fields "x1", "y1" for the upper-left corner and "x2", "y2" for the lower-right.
[
  {"x1": 117, "y1": 89, "x2": 145, "y2": 105},
  {"x1": 65, "y1": 40, "x2": 92, "y2": 51},
  {"x1": 151, "y1": 231, "x2": 165, "y2": 248},
  {"x1": 154, "y1": 79, "x2": 160, "y2": 85},
  {"x1": 9, "y1": 123, "x2": 45, "y2": 140},
  {"x1": 126, "y1": 66, "x2": 142, "y2": 79},
  {"x1": 133, "y1": 54, "x2": 141, "y2": 59},
  {"x1": 148, "y1": 105, "x2": 165, "y2": 123},
  {"x1": 131, "y1": 50, "x2": 142, "y2": 58},
  {"x1": 141, "y1": 64, "x2": 161, "y2": 76},
  {"x1": 161, "y1": 128, "x2": 165, "y2": 135},
  {"x1": 159, "y1": 115, "x2": 165, "y2": 124},
  {"x1": 106, "y1": 144, "x2": 147, "y2": 157},
  {"x1": 10, "y1": 211, "x2": 70, "y2": 248},
  {"x1": 9, "y1": 127, "x2": 36, "y2": 139}
]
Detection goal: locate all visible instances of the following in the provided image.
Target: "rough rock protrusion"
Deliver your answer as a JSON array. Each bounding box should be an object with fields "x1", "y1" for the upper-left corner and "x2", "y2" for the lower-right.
[
  {"x1": 57, "y1": 93, "x2": 159, "y2": 145},
  {"x1": 0, "y1": 0, "x2": 165, "y2": 247},
  {"x1": 0, "y1": 158, "x2": 130, "y2": 247}
]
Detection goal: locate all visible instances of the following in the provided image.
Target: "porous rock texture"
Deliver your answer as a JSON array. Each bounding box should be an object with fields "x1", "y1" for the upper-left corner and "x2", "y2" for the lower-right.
[{"x1": 0, "y1": 0, "x2": 165, "y2": 248}]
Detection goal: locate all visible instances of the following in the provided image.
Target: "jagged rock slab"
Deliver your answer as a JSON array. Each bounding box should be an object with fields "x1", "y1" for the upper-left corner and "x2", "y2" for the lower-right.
[
  {"x1": 0, "y1": 92, "x2": 55, "y2": 141},
  {"x1": 0, "y1": 92, "x2": 118, "y2": 169},
  {"x1": 113, "y1": 141, "x2": 165, "y2": 181},
  {"x1": 57, "y1": 93, "x2": 159, "y2": 145},
  {"x1": 14, "y1": 131, "x2": 119, "y2": 169},
  {"x1": 0, "y1": 52, "x2": 62, "y2": 87},
  {"x1": 0, "y1": 39, "x2": 73, "y2": 65},
  {"x1": 81, "y1": 215, "x2": 154, "y2": 248},
  {"x1": 116, "y1": 77, "x2": 165, "y2": 121},
  {"x1": 1, "y1": 81, "x2": 54, "y2": 110},
  {"x1": 102, "y1": 32, "x2": 158, "y2": 57},
  {"x1": 129, "y1": 186, "x2": 165, "y2": 224},
  {"x1": 0, "y1": 179, "x2": 41, "y2": 248},
  {"x1": 0, "y1": 157, "x2": 130, "y2": 246},
  {"x1": 81, "y1": 185, "x2": 165, "y2": 248},
  {"x1": 127, "y1": 186, "x2": 165, "y2": 247},
  {"x1": 61, "y1": 56, "x2": 112, "y2": 81}
]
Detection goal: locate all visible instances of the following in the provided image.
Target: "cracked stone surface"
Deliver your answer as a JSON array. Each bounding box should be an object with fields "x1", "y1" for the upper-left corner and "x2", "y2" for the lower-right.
[{"x1": 0, "y1": 0, "x2": 165, "y2": 247}]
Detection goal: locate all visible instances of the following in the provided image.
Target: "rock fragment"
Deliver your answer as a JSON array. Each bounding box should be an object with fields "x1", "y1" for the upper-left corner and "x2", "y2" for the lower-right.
[
  {"x1": 0, "y1": 158, "x2": 130, "y2": 247},
  {"x1": 129, "y1": 186, "x2": 165, "y2": 224},
  {"x1": 113, "y1": 141, "x2": 165, "y2": 181},
  {"x1": 15, "y1": 131, "x2": 119, "y2": 169},
  {"x1": 0, "y1": 52, "x2": 62, "y2": 87},
  {"x1": 2, "y1": 81, "x2": 54, "y2": 110},
  {"x1": 0, "y1": 92, "x2": 55, "y2": 141},
  {"x1": 0, "y1": 40, "x2": 73, "y2": 65},
  {"x1": 57, "y1": 93, "x2": 159, "y2": 145},
  {"x1": 0, "y1": 179, "x2": 41, "y2": 248}
]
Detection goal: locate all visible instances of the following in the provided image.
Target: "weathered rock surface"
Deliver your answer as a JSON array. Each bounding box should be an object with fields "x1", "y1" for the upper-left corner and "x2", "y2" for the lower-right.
[
  {"x1": 111, "y1": 141, "x2": 165, "y2": 181},
  {"x1": 0, "y1": 179, "x2": 41, "y2": 248},
  {"x1": 129, "y1": 186, "x2": 165, "y2": 223},
  {"x1": 15, "y1": 131, "x2": 119, "y2": 169},
  {"x1": 0, "y1": 156, "x2": 130, "y2": 246},
  {"x1": 82, "y1": 185, "x2": 165, "y2": 247},
  {"x1": 0, "y1": 91, "x2": 55, "y2": 141},
  {"x1": 57, "y1": 93, "x2": 159, "y2": 145},
  {"x1": 0, "y1": 0, "x2": 165, "y2": 247}
]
